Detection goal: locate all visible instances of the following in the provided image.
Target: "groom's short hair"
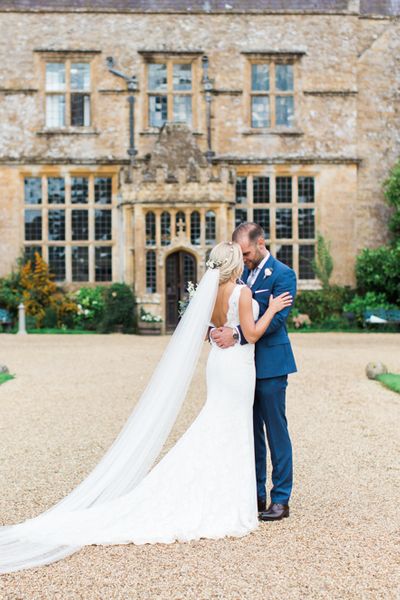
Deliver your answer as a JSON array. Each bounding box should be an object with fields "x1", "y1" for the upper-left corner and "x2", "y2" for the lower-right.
[{"x1": 232, "y1": 222, "x2": 265, "y2": 244}]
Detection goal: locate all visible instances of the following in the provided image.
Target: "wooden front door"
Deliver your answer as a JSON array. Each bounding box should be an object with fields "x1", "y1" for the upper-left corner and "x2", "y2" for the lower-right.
[{"x1": 165, "y1": 251, "x2": 197, "y2": 332}]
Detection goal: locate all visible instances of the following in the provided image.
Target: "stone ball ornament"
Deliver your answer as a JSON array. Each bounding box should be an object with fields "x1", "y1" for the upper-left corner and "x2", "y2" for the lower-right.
[
  {"x1": 0, "y1": 364, "x2": 9, "y2": 374},
  {"x1": 366, "y1": 362, "x2": 388, "y2": 380}
]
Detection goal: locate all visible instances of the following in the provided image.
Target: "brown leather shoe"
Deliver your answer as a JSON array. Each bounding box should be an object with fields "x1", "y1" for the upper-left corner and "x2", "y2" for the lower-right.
[
  {"x1": 258, "y1": 502, "x2": 289, "y2": 521},
  {"x1": 257, "y1": 497, "x2": 266, "y2": 512}
]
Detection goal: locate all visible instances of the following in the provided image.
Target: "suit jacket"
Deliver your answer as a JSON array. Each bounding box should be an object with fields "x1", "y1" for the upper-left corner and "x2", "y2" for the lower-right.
[{"x1": 239, "y1": 254, "x2": 297, "y2": 379}]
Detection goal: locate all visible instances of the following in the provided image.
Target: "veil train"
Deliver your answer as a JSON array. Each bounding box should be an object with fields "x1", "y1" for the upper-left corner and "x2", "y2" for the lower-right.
[{"x1": 0, "y1": 268, "x2": 219, "y2": 574}]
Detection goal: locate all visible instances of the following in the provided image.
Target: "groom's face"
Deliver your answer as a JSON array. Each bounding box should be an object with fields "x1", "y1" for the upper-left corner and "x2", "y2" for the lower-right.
[{"x1": 238, "y1": 236, "x2": 266, "y2": 271}]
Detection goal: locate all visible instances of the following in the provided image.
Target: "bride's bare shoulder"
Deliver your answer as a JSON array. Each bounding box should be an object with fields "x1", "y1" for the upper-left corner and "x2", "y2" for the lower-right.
[{"x1": 238, "y1": 285, "x2": 252, "y2": 300}]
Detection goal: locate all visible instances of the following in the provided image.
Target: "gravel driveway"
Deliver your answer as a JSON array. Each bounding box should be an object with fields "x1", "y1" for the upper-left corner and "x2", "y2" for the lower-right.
[{"x1": 0, "y1": 333, "x2": 399, "y2": 600}]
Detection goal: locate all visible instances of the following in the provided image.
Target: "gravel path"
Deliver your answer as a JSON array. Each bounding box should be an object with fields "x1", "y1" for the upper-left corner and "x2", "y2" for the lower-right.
[{"x1": 0, "y1": 333, "x2": 399, "y2": 600}]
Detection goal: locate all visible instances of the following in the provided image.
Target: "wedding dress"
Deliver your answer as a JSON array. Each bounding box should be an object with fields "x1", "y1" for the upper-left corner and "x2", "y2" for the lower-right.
[{"x1": 0, "y1": 272, "x2": 259, "y2": 573}]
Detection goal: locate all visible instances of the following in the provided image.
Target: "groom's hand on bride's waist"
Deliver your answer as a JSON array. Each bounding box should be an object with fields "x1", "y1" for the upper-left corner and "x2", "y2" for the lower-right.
[{"x1": 210, "y1": 327, "x2": 239, "y2": 348}]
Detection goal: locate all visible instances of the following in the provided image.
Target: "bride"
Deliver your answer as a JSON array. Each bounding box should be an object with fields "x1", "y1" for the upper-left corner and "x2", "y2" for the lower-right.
[{"x1": 0, "y1": 241, "x2": 292, "y2": 574}]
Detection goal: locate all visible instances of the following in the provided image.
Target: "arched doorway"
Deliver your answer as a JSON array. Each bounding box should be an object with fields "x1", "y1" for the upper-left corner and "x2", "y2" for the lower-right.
[{"x1": 165, "y1": 250, "x2": 197, "y2": 331}]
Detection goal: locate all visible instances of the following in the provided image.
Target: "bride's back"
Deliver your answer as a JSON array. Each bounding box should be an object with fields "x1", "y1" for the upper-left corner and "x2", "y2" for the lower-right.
[{"x1": 210, "y1": 281, "x2": 237, "y2": 328}]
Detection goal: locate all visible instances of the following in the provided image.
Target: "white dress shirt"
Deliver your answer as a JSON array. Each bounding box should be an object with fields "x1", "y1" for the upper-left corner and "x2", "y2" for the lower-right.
[{"x1": 246, "y1": 253, "x2": 270, "y2": 288}]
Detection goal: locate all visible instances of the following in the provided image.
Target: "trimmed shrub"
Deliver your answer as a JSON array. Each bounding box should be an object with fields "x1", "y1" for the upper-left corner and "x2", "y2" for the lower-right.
[
  {"x1": 294, "y1": 285, "x2": 355, "y2": 324},
  {"x1": 99, "y1": 283, "x2": 136, "y2": 333},
  {"x1": 73, "y1": 287, "x2": 105, "y2": 330},
  {"x1": 355, "y1": 243, "x2": 400, "y2": 304}
]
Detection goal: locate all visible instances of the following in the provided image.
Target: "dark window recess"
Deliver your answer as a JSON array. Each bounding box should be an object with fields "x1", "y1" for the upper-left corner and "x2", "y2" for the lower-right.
[
  {"x1": 146, "y1": 250, "x2": 157, "y2": 293},
  {"x1": 298, "y1": 176, "x2": 315, "y2": 203},
  {"x1": 276, "y1": 208, "x2": 292, "y2": 239},
  {"x1": 276, "y1": 177, "x2": 292, "y2": 203},
  {"x1": 235, "y1": 208, "x2": 248, "y2": 228},
  {"x1": 72, "y1": 246, "x2": 89, "y2": 282},
  {"x1": 190, "y1": 211, "x2": 201, "y2": 245},
  {"x1": 72, "y1": 209, "x2": 89, "y2": 241},
  {"x1": 24, "y1": 210, "x2": 42, "y2": 241},
  {"x1": 161, "y1": 211, "x2": 171, "y2": 246},
  {"x1": 253, "y1": 208, "x2": 270, "y2": 238},
  {"x1": 253, "y1": 177, "x2": 270, "y2": 204},
  {"x1": 95, "y1": 247, "x2": 112, "y2": 282},
  {"x1": 95, "y1": 177, "x2": 112, "y2": 204},
  {"x1": 49, "y1": 246, "x2": 66, "y2": 281},
  {"x1": 48, "y1": 210, "x2": 65, "y2": 241},
  {"x1": 145, "y1": 212, "x2": 156, "y2": 245},
  {"x1": 24, "y1": 178, "x2": 42, "y2": 205},
  {"x1": 205, "y1": 211, "x2": 216, "y2": 245},
  {"x1": 95, "y1": 210, "x2": 112, "y2": 241},
  {"x1": 235, "y1": 177, "x2": 247, "y2": 204},
  {"x1": 48, "y1": 177, "x2": 65, "y2": 204},
  {"x1": 71, "y1": 93, "x2": 90, "y2": 126},
  {"x1": 71, "y1": 177, "x2": 89, "y2": 204},
  {"x1": 276, "y1": 245, "x2": 293, "y2": 269},
  {"x1": 24, "y1": 246, "x2": 42, "y2": 263},
  {"x1": 299, "y1": 245, "x2": 315, "y2": 279},
  {"x1": 298, "y1": 208, "x2": 315, "y2": 239}
]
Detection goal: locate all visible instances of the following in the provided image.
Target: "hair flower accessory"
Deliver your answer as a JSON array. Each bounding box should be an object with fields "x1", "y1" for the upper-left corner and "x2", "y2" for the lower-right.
[
  {"x1": 206, "y1": 258, "x2": 227, "y2": 269},
  {"x1": 263, "y1": 267, "x2": 273, "y2": 279}
]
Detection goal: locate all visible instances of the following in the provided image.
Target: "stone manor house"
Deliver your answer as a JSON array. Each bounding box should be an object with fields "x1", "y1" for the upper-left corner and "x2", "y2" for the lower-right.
[{"x1": 0, "y1": 0, "x2": 399, "y2": 330}]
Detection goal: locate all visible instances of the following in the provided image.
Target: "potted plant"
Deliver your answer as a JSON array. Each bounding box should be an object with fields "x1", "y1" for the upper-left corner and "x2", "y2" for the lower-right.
[{"x1": 138, "y1": 307, "x2": 162, "y2": 335}]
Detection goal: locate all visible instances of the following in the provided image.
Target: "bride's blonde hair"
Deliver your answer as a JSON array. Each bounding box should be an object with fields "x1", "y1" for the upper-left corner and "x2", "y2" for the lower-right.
[{"x1": 208, "y1": 241, "x2": 244, "y2": 284}]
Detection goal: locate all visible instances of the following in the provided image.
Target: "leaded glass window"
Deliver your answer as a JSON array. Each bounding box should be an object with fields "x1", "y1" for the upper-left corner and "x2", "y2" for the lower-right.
[
  {"x1": 253, "y1": 177, "x2": 270, "y2": 204},
  {"x1": 71, "y1": 177, "x2": 89, "y2": 204},
  {"x1": 190, "y1": 211, "x2": 201, "y2": 245},
  {"x1": 24, "y1": 178, "x2": 42, "y2": 205},
  {"x1": 95, "y1": 177, "x2": 112, "y2": 204},
  {"x1": 48, "y1": 210, "x2": 65, "y2": 241},
  {"x1": 250, "y1": 61, "x2": 295, "y2": 129},
  {"x1": 49, "y1": 246, "x2": 66, "y2": 281},
  {"x1": 161, "y1": 211, "x2": 171, "y2": 246},
  {"x1": 146, "y1": 250, "x2": 156, "y2": 293},
  {"x1": 95, "y1": 247, "x2": 112, "y2": 282},
  {"x1": 147, "y1": 59, "x2": 193, "y2": 128},
  {"x1": 276, "y1": 245, "x2": 293, "y2": 269},
  {"x1": 25, "y1": 210, "x2": 42, "y2": 240},
  {"x1": 299, "y1": 245, "x2": 315, "y2": 279},
  {"x1": 72, "y1": 209, "x2": 89, "y2": 240},
  {"x1": 45, "y1": 61, "x2": 91, "y2": 128},
  {"x1": 146, "y1": 212, "x2": 156, "y2": 246},
  {"x1": 72, "y1": 246, "x2": 89, "y2": 282},
  {"x1": 48, "y1": 177, "x2": 65, "y2": 204},
  {"x1": 205, "y1": 211, "x2": 216, "y2": 245},
  {"x1": 95, "y1": 209, "x2": 112, "y2": 241}
]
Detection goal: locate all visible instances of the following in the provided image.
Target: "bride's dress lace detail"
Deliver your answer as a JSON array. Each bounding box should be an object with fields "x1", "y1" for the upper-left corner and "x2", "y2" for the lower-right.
[{"x1": 0, "y1": 279, "x2": 259, "y2": 571}]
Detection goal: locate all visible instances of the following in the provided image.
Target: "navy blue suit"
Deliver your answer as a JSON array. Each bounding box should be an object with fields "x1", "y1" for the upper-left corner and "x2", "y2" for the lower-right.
[{"x1": 239, "y1": 254, "x2": 297, "y2": 505}]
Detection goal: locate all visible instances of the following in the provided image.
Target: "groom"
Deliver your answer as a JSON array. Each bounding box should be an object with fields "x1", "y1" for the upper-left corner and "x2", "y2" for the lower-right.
[{"x1": 211, "y1": 222, "x2": 297, "y2": 521}]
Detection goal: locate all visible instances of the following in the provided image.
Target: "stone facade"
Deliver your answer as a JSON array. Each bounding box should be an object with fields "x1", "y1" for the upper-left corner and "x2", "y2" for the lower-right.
[{"x1": 0, "y1": 1, "x2": 399, "y2": 330}]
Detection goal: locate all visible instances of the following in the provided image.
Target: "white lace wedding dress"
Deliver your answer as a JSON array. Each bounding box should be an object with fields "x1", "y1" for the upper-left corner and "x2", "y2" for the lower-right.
[{"x1": 0, "y1": 277, "x2": 259, "y2": 572}]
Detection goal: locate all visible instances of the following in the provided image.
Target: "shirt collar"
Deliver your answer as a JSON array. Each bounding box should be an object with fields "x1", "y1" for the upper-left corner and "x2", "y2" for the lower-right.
[{"x1": 252, "y1": 251, "x2": 270, "y2": 273}]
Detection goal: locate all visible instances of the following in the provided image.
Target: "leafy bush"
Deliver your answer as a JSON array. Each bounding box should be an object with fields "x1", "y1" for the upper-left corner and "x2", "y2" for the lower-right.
[
  {"x1": 99, "y1": 283, "x2": 136, "y2": 333},
  {"x1": 312, "y1": 234, "x2": 333, "y2": 289},
  {"x1": 355, "y1": 243, "x2": 400, "y2": 304},
  {"x1": 343, "y1": 291, "x2": 397, "y2": 326},
  {"x1": 294, "y1": 285, "x2": 355, "y2": 324},
  {"x1": 0, "y1": 268, "x2": 23, "y2": 317},
  {"x1": 383, "y1": 159, "x2": 400, "y2": 239},
  {"x1": 73, "y1": 287, "x2": 105, "y2": 330}
]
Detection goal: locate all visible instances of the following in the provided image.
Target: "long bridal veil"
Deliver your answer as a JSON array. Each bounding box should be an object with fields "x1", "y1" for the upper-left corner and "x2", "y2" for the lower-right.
[{"x1": 0, "y1": 267, "x2": 219, "y2": 574}]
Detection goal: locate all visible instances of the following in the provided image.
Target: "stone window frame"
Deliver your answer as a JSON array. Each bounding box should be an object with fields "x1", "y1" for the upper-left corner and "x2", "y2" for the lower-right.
[
  {"x1": 242, "y1": 51, "x2": 304, "y2": 134},
  {"x1": 22, "y1": 169, "x2": 117, "y2": 284},
  {"x1": 141, "y1": 53, "x2": 201, "y2": 131},
  {"x1": 234, "y1": 169, "x2": 317, "y2": 286},
  {"x1": 35, "y1": 50, "x2": 100, "y2": 133}
]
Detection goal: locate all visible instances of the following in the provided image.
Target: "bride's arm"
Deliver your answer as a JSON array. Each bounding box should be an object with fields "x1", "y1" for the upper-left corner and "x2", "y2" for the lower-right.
[{"x1": 238, "y1": 286, "x2": 292, "y2": 344}]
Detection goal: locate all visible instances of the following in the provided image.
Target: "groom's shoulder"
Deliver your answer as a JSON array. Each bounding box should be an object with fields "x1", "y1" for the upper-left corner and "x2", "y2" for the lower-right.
[{"x1": 272, "y1": 256, "x2": 296, "y2": 279}]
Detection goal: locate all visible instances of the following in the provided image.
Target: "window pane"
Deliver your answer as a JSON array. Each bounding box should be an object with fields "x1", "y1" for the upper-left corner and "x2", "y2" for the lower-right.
[
  {"x1": 161, "y1": 211, "x2": 171, "y2": 246},
  {"x1": 24, "y1": 178, "x2": 42, "y2": 205},
  {"x1": 70, "y1": 63, "x2": 90, "y2": 91},
  {"x1": 71, "y1": 93, "x2": 91, "y2": 126},
  {"x1": 148, "y1": 64, "x2": 167, "y2": 91},
  {"x1": 72, "y1": 209, "x2": 89, "y2": 240},
  {"x1": 173, "y1": 95, "x2": 192, "y2": 125},
  {"x1": 251, "y1": 64, "x2": 269, "y2": 91},
  {"x1": 190, "y1": 211, "x2": 201, "y2": 245},
  {"x1": 276, "y1": 177, "x2": 292, "y2": 203},
  {"x1": 253, "y1": 177, "x2": 270, "y2": 204},
  {"x1": 48, "y1": 177, "x2": 65, "y2": 204},
  {"x1": 95, "y1": 177, "x2": 112, "y2": 204},
  {"x1": 276, "y1": 208, "x2": 292, "y2": 238},
  {"x1": 46, "y1": 63, "x2": 65, "y2": 91},
  {"x1": 235, "y1": 177, "x2": 247, "y2": 204},
  {"x1": 205, "y1": 211, "x2": 216, "y2": 245},
  {"x1": 145, "y1": 212, "x2": 156, "y2": 245},
  {"x1": 71, "y1": 177, "x2": 89, "y2": 203},
  {"x1": 235, "y1": 208, "x2": 247, "y2": 227},
  {"x1": 48, "y1": 210, "x2": 65, "y2": 241},
  {"x1": 173, "y1": 64, "x2": 192, "y2": 91},
  {"x1": 24, "y1": 210, "x2": 42, "y2": 240},
  {"x1": 46, "y1": 95, "x2": 65, "y2": 127},
  {"x1": 146, "y1": 250, "x2": 156, "y2": 293},
  {"x1": 276, "y1": 244, "x2": 293, "y2": 268},
  {"x1": 298, "y1": 208, "x2": 315, "y2": 239},
  {"x1": 275, "y1": 64, "x2": 294, "y2": 91},
  {"x1": 299, "y1": 245, "x2": 315, "y2": 279},
  {"x1": 298, "y1": 177, "x2": 315, "y2": 203},
  {"x1": 72, "y1": 246, "x2": 89, "y2": 282},
  {"x1": 95, "y1": 209, "x2": 112, "y2": 241},
  {"x1": 276, "y1": 96, "x2": 294, "y2": 127},
  {"x1": 149, "y1": 95, "x2": 168, "y2": 127},
  {"x1": 24, "y1": 246, "x2": 42, "y2": 263},
  {"x1": 253, "y1": 208, "x2": 270, "y2": 238},
  {"x1": 95, "y1": 247, "x2": 112, "y2": 282},
  {"x1": 183, "y1": 253, "x2": 196, "y2": 285},
  {"x1": 175, "y1": 211, "x2": 186, "y2": 233},
  {"x1": 251, "y1": 97, "x2": 270, "y2": 128},
  {"x1": 48, "y1": 246, "x2": 66, "y2": 281}
]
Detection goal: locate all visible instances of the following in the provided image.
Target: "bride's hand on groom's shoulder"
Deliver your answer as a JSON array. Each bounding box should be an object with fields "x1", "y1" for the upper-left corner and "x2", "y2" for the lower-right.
[{"x1": 268, "y1": 292, "x2": 293, "y2": 314}]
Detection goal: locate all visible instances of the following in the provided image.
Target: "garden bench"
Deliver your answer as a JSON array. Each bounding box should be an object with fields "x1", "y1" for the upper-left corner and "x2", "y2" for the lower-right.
[
  {"x1": 364, "y1": 309, "x2": 400, "y2": 327},
  {"x1": 0, "y1": 308, "x2": 12, "y2": 332}
]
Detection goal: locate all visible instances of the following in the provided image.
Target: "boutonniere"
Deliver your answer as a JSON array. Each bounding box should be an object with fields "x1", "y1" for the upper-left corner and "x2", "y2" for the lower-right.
[{"x1": 263, "y1": 267, "x2": 273, "y2": 279}]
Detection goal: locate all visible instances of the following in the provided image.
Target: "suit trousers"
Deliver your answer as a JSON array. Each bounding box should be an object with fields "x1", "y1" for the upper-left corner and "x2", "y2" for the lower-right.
[{"x1": 253, "y1": 375, "x2": 293, "y2": 505}]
